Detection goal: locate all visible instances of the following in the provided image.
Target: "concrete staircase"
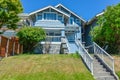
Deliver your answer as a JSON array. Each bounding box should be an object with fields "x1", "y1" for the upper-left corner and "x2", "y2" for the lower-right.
[{"x1": 93, "y1": 56, "x2": 116, "y2": 80}]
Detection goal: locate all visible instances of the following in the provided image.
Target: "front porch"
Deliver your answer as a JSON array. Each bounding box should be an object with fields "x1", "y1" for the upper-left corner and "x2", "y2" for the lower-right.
[{"x1": 45, "y1": 28, "x2": 81, "y2": 42}]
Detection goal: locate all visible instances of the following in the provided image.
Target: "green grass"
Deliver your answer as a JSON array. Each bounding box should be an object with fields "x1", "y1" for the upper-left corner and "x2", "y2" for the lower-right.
[
  {"x1": 112, "y1": 55, "x2": 120, "y2": 79},
  {"x1": 117, "y1": 72, "x2": 120, "y2": 79},
  {"x1": 0, "y1": 54, "x2": 94, "y2": 80}
]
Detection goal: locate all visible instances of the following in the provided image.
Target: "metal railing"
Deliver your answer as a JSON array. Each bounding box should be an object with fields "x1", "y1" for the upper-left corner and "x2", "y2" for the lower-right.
[
  {"x1": 76, "y1": 40, "x2": 94, "y2": 75},
  {"x1": 93, "y1": 42, "x2": 115, "y2": 72}
]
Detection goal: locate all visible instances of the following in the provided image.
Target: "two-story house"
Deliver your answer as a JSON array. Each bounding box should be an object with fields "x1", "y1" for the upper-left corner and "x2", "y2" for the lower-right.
[{"x1": 19, "y1": 4, "x2": 86, "y2": 54}]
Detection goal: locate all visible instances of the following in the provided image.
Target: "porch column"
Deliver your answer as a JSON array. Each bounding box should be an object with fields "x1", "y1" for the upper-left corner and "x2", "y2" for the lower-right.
[
  {"x1": 35, "y1": 13, "x2": 38, "y2": 21},
  {"x1": 61, "y1": 30, "x2": 65, "y2": 37}
]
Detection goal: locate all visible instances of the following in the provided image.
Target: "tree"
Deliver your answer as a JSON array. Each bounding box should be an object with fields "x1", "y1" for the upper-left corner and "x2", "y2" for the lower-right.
[
  {"x1": 17, "y1": 27, "x2": 46, "y2": 52},
  {"x1": 91, "y1": 3, "x2": 120, "y2": 54},
  {"x1": 0, "y1": 0, "x2": 23, "y2": 29}
]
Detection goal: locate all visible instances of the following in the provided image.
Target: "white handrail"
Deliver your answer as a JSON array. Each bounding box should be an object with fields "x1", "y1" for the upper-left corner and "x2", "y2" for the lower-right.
[
  {"x1": 76, "y1": 40, "x2": 94, "y2": 75},
  {"x1": 94, "y1": 42, "x2": 114, "y2": 59},
  {"x1": 76, "y1": 40, "x2": 93, "y2": 59},
  {"x1": 93, "y1": 42, "x2": 114, "y2": 72}
]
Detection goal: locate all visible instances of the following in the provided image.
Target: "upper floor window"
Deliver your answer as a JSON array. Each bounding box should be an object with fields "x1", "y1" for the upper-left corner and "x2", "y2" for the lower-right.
[
  {"x1": 44, "y1": 13, "x2": 56, "y2": 20},
  {"x1": 37, "y1": 13, "x2": 42, "y2": 20},
  {"x1": 69, "y1": 17, "x2": 74, "y2": 24},
  {"x1": 75, "y1": 19, "x2": 81, "y2": 25},
  {"x1": 38, "y1": 15, "x2": 42, "y2": 20},
  {"x1": 58, "y1": 15, "x2": 63, "y2": 22}
]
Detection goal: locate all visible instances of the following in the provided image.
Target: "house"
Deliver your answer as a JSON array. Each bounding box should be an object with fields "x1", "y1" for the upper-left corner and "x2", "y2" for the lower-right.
[
  {"x1": 18, "y1": 4, "x2": 86, "y2": 54},
  {"x1": 84, "y1": 12, "x2": 104, "y2": 53}
]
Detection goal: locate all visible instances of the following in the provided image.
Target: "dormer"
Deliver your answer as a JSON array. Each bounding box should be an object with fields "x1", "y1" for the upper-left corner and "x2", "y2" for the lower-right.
[{"x1": 29, "y1": 6, "x2": 70, "y2": 25}]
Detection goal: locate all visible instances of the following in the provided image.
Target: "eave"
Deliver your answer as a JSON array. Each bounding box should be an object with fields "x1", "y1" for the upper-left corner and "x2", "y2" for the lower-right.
[
  {"x1": 55, "y1": 4, "x2": 86, "y2": 22},
  {"x1": 29, "y1": 6, "x2": 70, "y2": 18}
]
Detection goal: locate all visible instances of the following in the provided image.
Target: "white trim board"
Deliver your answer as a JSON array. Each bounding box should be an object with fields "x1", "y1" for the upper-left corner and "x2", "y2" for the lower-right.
[{"x1": 41, "y1": 42, "x2": 61, "y2": 44}]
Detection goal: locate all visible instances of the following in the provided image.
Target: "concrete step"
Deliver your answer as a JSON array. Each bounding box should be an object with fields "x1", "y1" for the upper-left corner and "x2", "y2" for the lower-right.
[
  {"x1": 94, "y1": 72, "x2": 111, "y2": 77},
  {"x1": 94, "y1": 65, "x2": 106, "y2": 69},
  {"x1": 94, "y1": 69, "x2": 109, "y2": 73},
  {"x1": 93, "y1": 55, "x2": 116, "y2": 80},
  {"x1": 95, "y1": 76, "x2": 115, "y2": 80}
]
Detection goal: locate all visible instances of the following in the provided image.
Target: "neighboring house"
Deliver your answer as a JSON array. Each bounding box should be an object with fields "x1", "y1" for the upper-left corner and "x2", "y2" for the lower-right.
[
  {"x1": 84, "y1": 12, "x2": 104, "y2": 53},
  {"x1": 18, "y1": 4, "x2": 86, "y2": 54},
  {"x1": 2, "y1": 30, "x2": 16, "y2": 38}
]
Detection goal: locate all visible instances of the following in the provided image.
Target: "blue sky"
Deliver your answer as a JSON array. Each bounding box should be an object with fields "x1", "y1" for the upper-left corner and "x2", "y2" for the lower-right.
[{"x1": 20, "y1": 0, "x2": 120, "y2": 21}]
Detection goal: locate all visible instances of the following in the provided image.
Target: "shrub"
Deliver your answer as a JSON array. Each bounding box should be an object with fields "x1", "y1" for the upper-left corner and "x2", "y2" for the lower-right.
[{"x1": 17, "y1": 27, "x2": 46, "y2": 52}]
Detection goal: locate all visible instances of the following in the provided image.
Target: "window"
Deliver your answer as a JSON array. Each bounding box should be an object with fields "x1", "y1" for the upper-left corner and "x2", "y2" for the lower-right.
[
  {"x1": 38, "y1": 15, "x2": 42, "y2": 20},
  {"x1": 58, "y1": 15, "x2": 63, "y2": 22},
  {"x1": 44, "y1": 13, "x2": 56, "y2": 20},
  {"x1": 49, "y1": 32, "x2": 54, "y2": 36},
  {"x1": 75, "y1": 19, "x2": 81, "y2": 25},
  {"x1": 69, "y1": 17, "x2": 74, "y2": 24}
]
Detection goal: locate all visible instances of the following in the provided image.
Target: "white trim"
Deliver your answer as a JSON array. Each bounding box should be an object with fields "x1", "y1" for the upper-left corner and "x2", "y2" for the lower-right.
[
  {"x1": 55, "y1": 4, "x2": 86, "y2": 22},
  {"x1": 96, "y1": 12, "x2": 104, "y2": 17},
  {"x1": 29, "y1": 6, "x2": 70, "y2": 17},
  {"x1": 43, "y1": 27, "x2": 64, "y2": 30},
  {"x1": 41, "y1": 42, "x2": 61, "y2": 44}
]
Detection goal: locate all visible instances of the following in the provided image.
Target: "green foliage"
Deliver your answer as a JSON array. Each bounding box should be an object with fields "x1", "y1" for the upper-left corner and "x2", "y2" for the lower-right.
[
  {"x1": 117, "y1": 72, "x2": 120, "y2": 79},
  {"x1": 91, "y1": 3, "x2": 120, "y2": 54},
  {"x1": 69, "y1": 51, "x2": 80, "y2": 58},
  {"x1": 17, "y1": 27, "x2": 46, "y2": 52},
  {"x1": 0, "y1": 0, "x2": 23, "y2": 29}
]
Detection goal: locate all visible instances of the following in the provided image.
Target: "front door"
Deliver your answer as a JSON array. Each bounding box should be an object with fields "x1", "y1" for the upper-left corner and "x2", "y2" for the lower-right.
[{"x1": 66, "y1": 32, "x2": 75, "y2": 42}]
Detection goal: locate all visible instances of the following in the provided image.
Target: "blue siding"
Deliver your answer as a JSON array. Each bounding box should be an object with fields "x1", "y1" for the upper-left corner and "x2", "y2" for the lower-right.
[{"x1": 69, "y1": 41, "x2": 78, "y2": 53}]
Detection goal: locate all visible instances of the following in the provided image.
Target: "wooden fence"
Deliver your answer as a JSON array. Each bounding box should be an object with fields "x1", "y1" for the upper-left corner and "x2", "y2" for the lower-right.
[{"x1": 0, "y1": 35, "x2": 23, "y2": 57}]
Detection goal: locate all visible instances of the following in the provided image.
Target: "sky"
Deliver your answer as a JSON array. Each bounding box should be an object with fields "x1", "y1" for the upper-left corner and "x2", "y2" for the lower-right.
[{"x1": 20, "y1": 0, "x2": 120, "y2": 21}]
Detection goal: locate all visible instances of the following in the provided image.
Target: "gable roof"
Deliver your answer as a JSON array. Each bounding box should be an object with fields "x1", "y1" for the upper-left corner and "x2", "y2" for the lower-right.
[
  {"x1": 87, "y1": 11, "x2": 104, "y2": 26},
  {"x1": 29, "y1": 5, "x2": 70, "y2": 17},
  {"x1": 96, "y1": 12, "x2": 104, "y2": 17},
  {"x1": 55, "y1": 4, "x2": 86, "y2": 22}
]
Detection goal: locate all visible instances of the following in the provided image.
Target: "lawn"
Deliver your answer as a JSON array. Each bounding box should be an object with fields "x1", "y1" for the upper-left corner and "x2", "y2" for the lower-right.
[
  {"x1": 0, "y1": 54, "x2": 94, "y2": 80},
  {"x1": 113, "y1": 55, "x2": 120, "y2": 79}
]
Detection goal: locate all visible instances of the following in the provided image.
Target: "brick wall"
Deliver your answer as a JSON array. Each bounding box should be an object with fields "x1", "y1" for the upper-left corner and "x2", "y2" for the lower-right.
[{"x1": 0, "y1": 35, "x2": 23, "y2": 57}]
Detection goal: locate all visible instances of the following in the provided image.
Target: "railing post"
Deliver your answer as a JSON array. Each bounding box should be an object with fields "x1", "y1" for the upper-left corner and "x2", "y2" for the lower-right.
[
  {"x1": 112, "y1": 59, "x2": 115, "y2": 72},
  {"x1": 102, "y1": 50, "x2": 104, "y2": 60},
  {"x1": 91, "y1": 60, "x2": 94, "y2": 75},
  {"x1": 93, "y1": 43, "x2": 96, "y2": 55}
]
